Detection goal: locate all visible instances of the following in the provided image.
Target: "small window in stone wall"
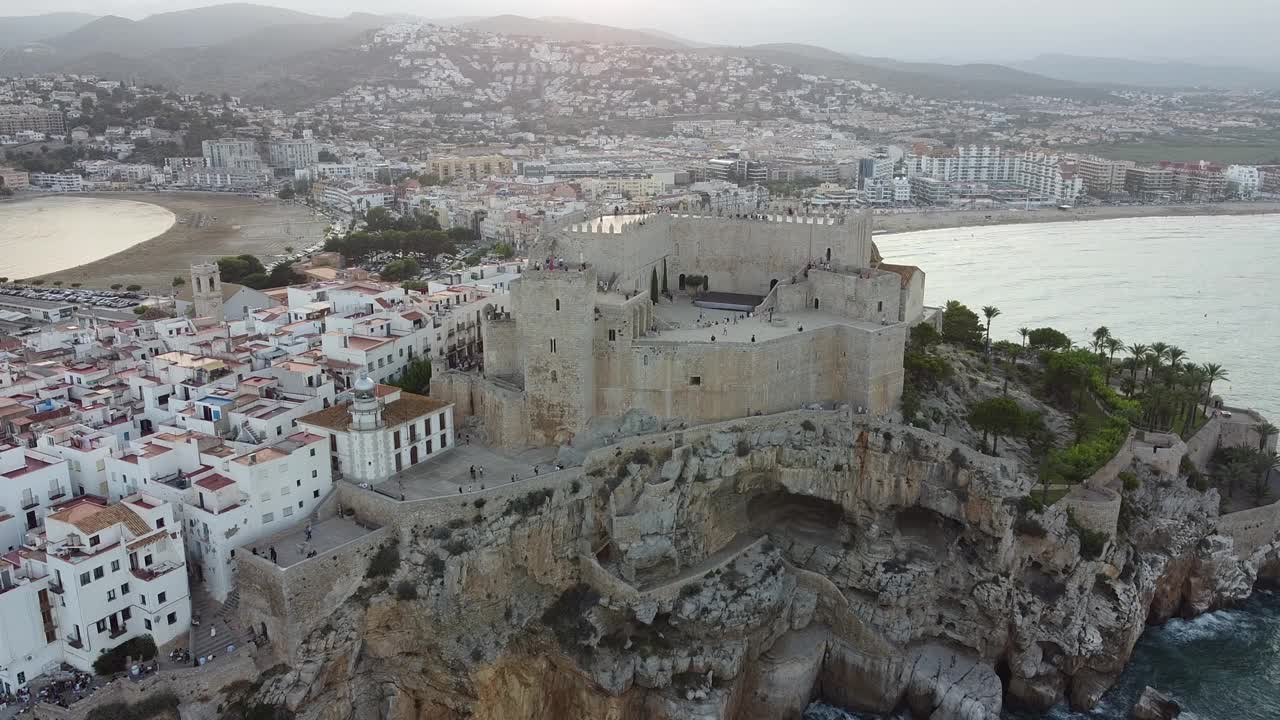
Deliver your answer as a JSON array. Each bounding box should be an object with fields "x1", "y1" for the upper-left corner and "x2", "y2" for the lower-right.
[
  {"x1": 551, "y1": 370, "x2": 558, "y2": 383},
  {"x1": 555, "y1": 299, "x2": 560, "y2": 311},
  {"x1": 877, "y1": 300, "x2": 884, "y2": 312},
  {"x1": 690, "y1": 376, "x2": 701, "y2": 386},
  {"x1": 609, "y1": 329, "x2": 616, "y2": 341}
]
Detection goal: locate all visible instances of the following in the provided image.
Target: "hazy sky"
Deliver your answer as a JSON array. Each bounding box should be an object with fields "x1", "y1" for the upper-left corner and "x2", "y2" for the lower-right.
[{"x1": 23, "y1": 0, "x2": 1280, "y2": 63}]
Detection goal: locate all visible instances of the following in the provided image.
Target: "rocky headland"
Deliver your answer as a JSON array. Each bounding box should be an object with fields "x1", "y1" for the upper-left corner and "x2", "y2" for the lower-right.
[{"x1": 242, "y1": 407, "x2": 1280, "y2": 720}]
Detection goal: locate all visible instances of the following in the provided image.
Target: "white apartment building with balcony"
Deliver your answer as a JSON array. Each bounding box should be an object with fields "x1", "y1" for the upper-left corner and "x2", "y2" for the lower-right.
[
  {"x1": 0, "y1": 444, "x2": 74, "y2": 552},
  {"x1": 0, "y1": 493, "x2": 191, "y2": 689}
]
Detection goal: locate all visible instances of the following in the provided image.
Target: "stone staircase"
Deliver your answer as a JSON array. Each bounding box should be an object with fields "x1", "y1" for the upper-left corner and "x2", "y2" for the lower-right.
[{"x1": 189, "y1": 587, "x2": 245, "y2": 663}]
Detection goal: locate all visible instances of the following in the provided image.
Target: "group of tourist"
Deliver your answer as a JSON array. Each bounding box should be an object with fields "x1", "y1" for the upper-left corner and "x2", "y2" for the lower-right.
[
  {"x1": 538, "y1": 256, "x2": 586, "y2": 272},
  {"x1": 0, "y1": 669, "x2": 98, "y2": 713}
]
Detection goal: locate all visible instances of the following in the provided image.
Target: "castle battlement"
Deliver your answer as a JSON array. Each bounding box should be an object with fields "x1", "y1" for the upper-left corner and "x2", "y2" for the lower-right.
[{"x1": 562, "y1": 212, "x2": 850, "y2": 237}]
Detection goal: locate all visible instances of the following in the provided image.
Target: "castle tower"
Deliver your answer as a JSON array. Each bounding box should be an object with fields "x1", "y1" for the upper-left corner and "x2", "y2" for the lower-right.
[
  {"x1": 190, "y1": 262, "x2": 224, "y2": 322},
  {"x1": 512, "y1": 265, "x2": 597, "y2": 446}
]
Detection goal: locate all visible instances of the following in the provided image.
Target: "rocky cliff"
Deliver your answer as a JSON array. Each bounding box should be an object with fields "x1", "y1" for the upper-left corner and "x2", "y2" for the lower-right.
[{"x1": 251, "y1": 410, "x2": 1280, "y2": 720}]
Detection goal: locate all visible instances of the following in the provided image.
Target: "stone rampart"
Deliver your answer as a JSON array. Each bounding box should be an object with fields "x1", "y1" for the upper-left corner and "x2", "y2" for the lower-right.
[
  {"x1": 1130, "y1": 430, "x2": 1184, "y2": 477},
  {"x1": 238, "y1": 523, "x2": 391, "y2": 663},
  {"x1": 430, "y1": 371, "x2": 529, "y2": 450},
  {"x1": 1060, "y1": 485, "x2": 1122, "y2": 538},
  {"x1": 1084, "y1": 430, "x2": 1136, "y2": 490},
  {"x1": 1185, "y1": 408, "x2": 1276, "y2": 471},
  {"x1": 1218, "y1": 500, "x2": 1280, "y2": 556}
]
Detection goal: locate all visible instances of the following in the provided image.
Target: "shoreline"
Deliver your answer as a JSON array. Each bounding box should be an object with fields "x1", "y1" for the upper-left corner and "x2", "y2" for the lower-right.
[
  {"x1": 20, "y1": 191, "x2": 329, "y2": 292},
  {"x1": 0, "y1": 195, "x2": 177, "y2": 280},
  {"x1": 872, "y1": 201, "x2": 1280, "y2": 235}
]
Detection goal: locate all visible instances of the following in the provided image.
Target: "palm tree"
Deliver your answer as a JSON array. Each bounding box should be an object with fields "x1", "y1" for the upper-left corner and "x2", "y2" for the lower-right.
[
  {"x1": 1166, "y1": 346, "x2": 1187, "y2": 374},
  {"x1": 1257, "y1": 423, "x2": 1278, "y2": 453},
  {"x1": 1103, "y1": 337, "x2": 1123, "y2": 384},
  {"x1": 1148, "y1": 342, "x2": 1170, "y2": 386},
  {"x1": 1091, "y1": 326, "x2": 1111, "y2": 355},
  {"x1": 981, "y1": 306, "x2": 1001, "y2": 346},
  {"x1": 1126, "y1": 343, "x2": 1149, "y2": 390},
  {"x1": 1018, "y1": 327, "x2": 1029, "y2": 347},
  {"x1": 1180, "y1": 365, "x2": 1208, "y2": 436},
  {"x1": 1201, "y1": 363, "x2": 1228, "y2": 408}
]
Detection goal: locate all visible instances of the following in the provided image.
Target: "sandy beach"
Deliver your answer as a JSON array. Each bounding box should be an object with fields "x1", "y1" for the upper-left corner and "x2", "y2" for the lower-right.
[
  {"x1": 872, "y1": 200, "x2": 1280, "y2": 235},
  {"x1": 33, "y1": 192, "x2": 331, "y2": 292}
]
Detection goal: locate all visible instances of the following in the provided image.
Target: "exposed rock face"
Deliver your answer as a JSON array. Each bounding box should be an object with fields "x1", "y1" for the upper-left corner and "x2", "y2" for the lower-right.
[
  {"x1": 1131, "y1": 686, "x2": 1181, "y2": 720},
  {"x1": 256, "y1": 410, "x2": 1270, "y2": 720}
]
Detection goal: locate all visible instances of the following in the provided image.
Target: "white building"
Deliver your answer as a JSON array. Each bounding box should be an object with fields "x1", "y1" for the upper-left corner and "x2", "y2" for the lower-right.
[
  {"x1": 201, "y1": 139, "x2": 262, "y2": 171},
  {"x1": 0, "y1": 444, "x2": 74, "y2": 552},
  {"x1": 268, "y1": 139, "x2": 319, "y2": 171},
  {"x1": 298, "y1": 379, "x2": 454, "y2": 484},
  {"x1": 28, "y1": 173, "x2": 84, "y2": 192},
  {"x1": 1225, "y1": 165, "x2": 1260, "y2": 199},
  {"x1": 0, "y1": 493, "x2": 191, "y2": 689}
]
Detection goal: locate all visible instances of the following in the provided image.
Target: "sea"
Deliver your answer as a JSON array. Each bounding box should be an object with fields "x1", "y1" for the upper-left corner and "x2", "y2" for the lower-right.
[
  {"x1": 803, "y1": 589, "x2": 1280, "y2": 720},
  {"x1": 802, "y1": 213, "x2": 1280, "y2": 720},
  {"x1": 876, "y1": 214, "x2": 1280, "y2": 420},
  {"x1": 0, "y1": 195, "x2": 175, "y2": 278}
]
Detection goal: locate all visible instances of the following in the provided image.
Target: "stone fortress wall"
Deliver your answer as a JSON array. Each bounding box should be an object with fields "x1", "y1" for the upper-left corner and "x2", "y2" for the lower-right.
[{"x1": 432, "y1": 210, "x2": 914, "y2": 450}]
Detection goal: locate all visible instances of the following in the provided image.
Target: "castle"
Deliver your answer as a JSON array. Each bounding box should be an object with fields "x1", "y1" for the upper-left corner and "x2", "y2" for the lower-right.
[{"x1": 433, "y1": 210, "x2": 926, "y2": 448}]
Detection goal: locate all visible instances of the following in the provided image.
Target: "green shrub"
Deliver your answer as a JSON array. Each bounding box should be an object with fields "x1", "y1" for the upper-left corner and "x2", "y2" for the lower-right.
[
  {"x1": 1067, "y1": 511, "x2": 1110, "y2": 561},
  {"x1": 800, "y1": 419, "x2": 817, "y2": 432},
  {"x1": 541, "y1": 584, "x2": 600, "y2": 651},
  {"x1": 1014, "y1": 516, "x2": 1048, "y2": 538},
  {"x1": 1119, "y1": 471, "x2": 1139, "y2": 492},
  {"x1": 92, "y1": 634, "x2": 157, "y2": 676},
  {"x1": 504, "y1": 488, "x2": 555, "y2": 517},
  {"x1": 366, "y1": 544, "x2": 400, "y2": 578},
  {"x1": 473, "y1": 498, "x2": 486, "y2": 509},
  {"x1": 629, "y1": 448, "x2": 651, "y2": 466},
  {"x1": 394, "y1": 580, "x2": 419, "y2": 600}
]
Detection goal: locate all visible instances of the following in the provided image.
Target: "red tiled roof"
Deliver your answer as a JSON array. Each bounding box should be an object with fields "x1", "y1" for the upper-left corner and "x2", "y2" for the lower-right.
[{"x1": 195, "y1": 474, "x2": 235, "y2": 491}]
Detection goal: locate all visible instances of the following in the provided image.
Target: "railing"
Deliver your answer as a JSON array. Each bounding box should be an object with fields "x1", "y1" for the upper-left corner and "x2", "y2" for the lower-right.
[
  {"x1": 49, "y1": 485, "x2": 68, "y2": 501},
  {"x1": 108, "y1": 624, "x2": 127, "y2": 639},
  {"x1": 49, "y1": 580, "x2": 64, "y2": 595},
  {"x1": 21, "y1": 492, "x2": 39, "y2": 510},
  {"x1": 67, "y1": 637, "x2": 83, "y2": 649}
]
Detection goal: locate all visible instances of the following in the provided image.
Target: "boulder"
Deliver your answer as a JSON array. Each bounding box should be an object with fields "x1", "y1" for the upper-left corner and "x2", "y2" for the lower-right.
[{"x1": 1131, "y1": 686, "x2": 1181, "y2": 720}]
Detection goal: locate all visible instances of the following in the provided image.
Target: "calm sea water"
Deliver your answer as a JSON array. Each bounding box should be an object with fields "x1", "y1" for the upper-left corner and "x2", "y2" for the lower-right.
[
  {"x1": 877, "y1": 214, "x2": 1280, "y2": 420},
  {"x1": 0, "y1": 196, "x2": 175, "y2": 278},
  {"x1": 804, "y1": 590, "x2": 1280, "y2": 720}
]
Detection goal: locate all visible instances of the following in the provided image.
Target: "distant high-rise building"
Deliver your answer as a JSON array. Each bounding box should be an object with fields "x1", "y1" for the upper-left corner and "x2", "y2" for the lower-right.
[
  {"x1": 1073, "y1": 156, "x2": 1135, "y2": 196},
  {"x1": 0, "y1": 105, "x2": 65, "y2": 136},
  {"x1": 1124, "y1": 167, "x2": 1175, "y2": 200},
  {"x1": 268, "y1": 139, "x2": 319, "y2": 170},
  {"x1": 201, "y1": 138, "x2": 262, "y2": 171}
]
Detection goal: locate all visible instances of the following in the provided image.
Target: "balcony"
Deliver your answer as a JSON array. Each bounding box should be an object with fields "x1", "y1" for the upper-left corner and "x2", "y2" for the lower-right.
[
  {"x1": 67, "y1": 637, "x2": 83, "y2": 650},
  {"x1": 48, "y1": 485, "x2": 68, "y2": 501},
  {"x1": 48, "y1": 580, "x2": 64, "y2": 595},
  {"x1": 131, "y1": 560, "x2": 183, "y2": 582},
  {"x1": 108, "y1": 624, "x2": 127, "y2": 639},
  {"x1": 21, "y1": 493, "x2": 39, "y2": 510}
]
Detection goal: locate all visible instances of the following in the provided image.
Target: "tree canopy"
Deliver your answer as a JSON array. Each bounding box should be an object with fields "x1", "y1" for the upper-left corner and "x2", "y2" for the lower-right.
[{"x1": 941, "y1": 300, "x2": 983, "y2": 347}]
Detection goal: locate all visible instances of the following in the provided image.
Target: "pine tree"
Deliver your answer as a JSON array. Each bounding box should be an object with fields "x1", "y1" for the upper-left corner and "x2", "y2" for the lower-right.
[
  {"x1": 650, "y1": 267, "x2": 659, "y2": 303},
  {"x1": 661, "y1": 258, "x2": 669, "y2": 295}
]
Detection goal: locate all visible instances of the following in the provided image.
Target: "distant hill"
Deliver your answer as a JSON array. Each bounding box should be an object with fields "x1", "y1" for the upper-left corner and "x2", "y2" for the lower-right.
[
  {"x1": 42, "y1": 3, "x2": 348, "y2": 59},
  {"x1": 0, "y1": 12, "x2": 96, "y2": 47},
  {"x1": 1013, "y1": 53, "x2": 1280, "y2": 90},
  {"x1": 723, "y1": 45, "x2": 1111, "y2": 101},
  {"x1": 461, "y1": 15, "x2": 691, "y2": 49}
]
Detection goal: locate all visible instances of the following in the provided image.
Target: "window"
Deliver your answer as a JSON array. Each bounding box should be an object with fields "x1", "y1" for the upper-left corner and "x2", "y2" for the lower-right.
[
  {"x1": 367, "y1": 363, "x2": 374, "y2": 372},
  {"x1": 262, "y1": 513, "x2": 274, "y2": 524},
  {"x1": 330, "y1": 435, "x2": 337, "y2": 452},
  {"x1": 426, "y1": 439, "x2": 433, "y2": 455},
  {"x1": 107, "y1": 589, "x2": 117, "y2": 601},
  {"x1": 689, "y1": 376, "x2": 702, "y2": 386},
  {"x1": 282, "y1": 485, "x2": 291, "y2": 496},
  {"x1": 17, "y1": 672, "x2": 25, "y2": 685},
  {"x1": 877, "y1": 301, "x2": 883, "y2": 313},
  {"x1": 298, "y1": 501, "x2": 304, "y2": 509},
  {"x1": 80, "y1": 572, "x2": 91, "y2": 586},
  {"x1": 283, "y1": 506, "x2": 294, "y2": 518},
  {"x1": 309, "y1": 448, "x2": 316, "y2": 457},
  {"x1": 144, "y1": 619, "x2": 152, "y2": 630},
  {"x1": 144, "y1": 554, "x2": 152, "y2": 566},
  {"x1": 313, "y1": 489, "x2": 320, "y2": 499},
  {"x1": 158, "y1": 592, "x2": 166, "y2": 603},
  {"x1": 311, "y1": 470, "x2": 318, "y2": 478},
  {"x1": 608, "y1": 329, "x2": 616, "y2": 341},
  {"x1": 551, "y1": 370, "x2": 557, "y2": 383},
  {"x1": 89, "y1": 535, "x2": 101, "y2": 547},
  {"x1": 549, "y1": 338, "x2": 556, "y2": 353},
  {"x1": 138, "y1": 594, "x2": 145, "y2": 606},
  {"x1": 394, "y1": 430, "x2": 401, "y2": 449},
  {"x1": 96, "y1": 619, "x2": 106, "y2": 633},
  {"x1": 296, "y1": 479, "x2": 302, "y2": 487},
  {"x1": 167, "y1": 612, "x2": 177, "y2": 625},
  {"x1": 121, "y1": 608, "x2": 131, "y2": 621},
  {"x1": 93, "y1": 567, "x2": 104, "y2": 580},
  {"x1": 156, "y1": 518, "x2": 165, "y2": 529},
  {"x1": 120, "y1": 583, "x2": 129, "y2": 595},
  {"x1": 440, "y1": 434, "x2": 447, "y2": 449},
  {"x1": 110, "y1": 560, "x2": 120, "y2": 572},
  {"x1": 555, "y1": 298, "x2": 560, "y2": 311}
]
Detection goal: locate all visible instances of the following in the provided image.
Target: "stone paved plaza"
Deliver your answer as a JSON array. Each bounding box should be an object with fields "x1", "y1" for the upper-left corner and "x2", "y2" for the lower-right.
[{"x1": 369, "y1": 443, "x2": 558, "y2": 500}]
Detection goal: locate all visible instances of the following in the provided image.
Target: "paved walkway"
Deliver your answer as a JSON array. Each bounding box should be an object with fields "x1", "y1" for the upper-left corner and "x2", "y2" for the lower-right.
[
  {"x1": 371, "y1": 444, "x2": 557, "y2": 500},
  {"x1": 252, "y1": 514, "x2": 376, "y2": 568}
]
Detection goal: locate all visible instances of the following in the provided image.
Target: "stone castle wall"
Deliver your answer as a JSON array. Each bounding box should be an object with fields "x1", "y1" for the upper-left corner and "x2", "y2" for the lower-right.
[
  {"x1": 238, "y1": 524, "x2": 392, "y2": 663},
  {"x1": 1060, "y1": 485, "x2": 1122, "y2": 537},
  {"x1": 513, "y1": 267, "x2": 597, "y2": 446},
  {"x1": 1218, "y1": 500, "x2": 1280, "y2": 556},
  {"x1": 35, "y1": 652, "x2": 256, "y2": 720},
  {"x1": 431, "y1": 371, "x2": 529, "y2": 449}
]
